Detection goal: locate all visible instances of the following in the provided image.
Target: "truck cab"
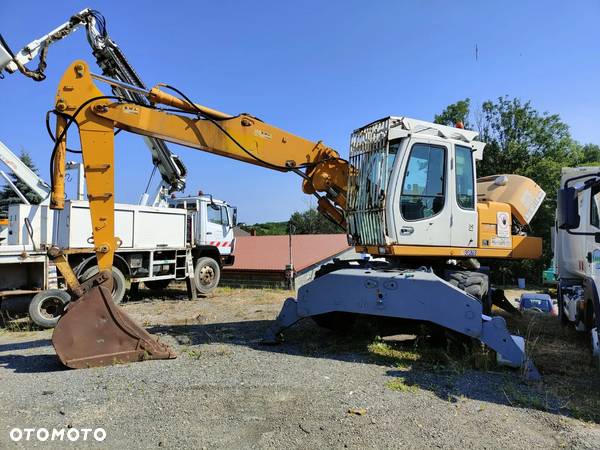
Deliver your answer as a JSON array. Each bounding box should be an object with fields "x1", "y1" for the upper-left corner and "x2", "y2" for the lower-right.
[
  {"x1": 556, "y1": 166, "x2": 600, "y2": 361},
  {"x1": 168, "y1": 194, "x2": 236, "y2": 266}
]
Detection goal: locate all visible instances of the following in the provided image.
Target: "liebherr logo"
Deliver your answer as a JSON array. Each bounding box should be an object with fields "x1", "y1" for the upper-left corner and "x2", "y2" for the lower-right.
[{"x1": 9, "y1": 427, "x2": 106, "y2": 442}]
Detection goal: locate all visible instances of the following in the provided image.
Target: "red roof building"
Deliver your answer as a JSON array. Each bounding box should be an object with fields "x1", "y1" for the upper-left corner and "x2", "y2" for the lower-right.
[{"x1": 222, "y1": 234, "x2": 357, "y2": 289}]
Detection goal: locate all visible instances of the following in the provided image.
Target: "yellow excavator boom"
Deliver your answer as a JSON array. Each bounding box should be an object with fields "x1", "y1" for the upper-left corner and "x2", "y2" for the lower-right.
[{"x1": 52, "y1": 61, "x2": 349, "y2": 273}]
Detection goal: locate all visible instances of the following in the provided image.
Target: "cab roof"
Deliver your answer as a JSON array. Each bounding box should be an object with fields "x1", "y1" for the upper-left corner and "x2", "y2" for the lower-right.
[{"x1": 355, "y1": 116, "x2": 486, "y2": 160}]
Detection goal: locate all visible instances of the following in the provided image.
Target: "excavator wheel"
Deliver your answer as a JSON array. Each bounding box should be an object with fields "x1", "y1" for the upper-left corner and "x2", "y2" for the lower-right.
[
  {"x1": 444, "y1": 270, "x2": 491, "y2": 314},
  {"x1": 52, "y1": 270, "x2": 176, "y2": 369}
]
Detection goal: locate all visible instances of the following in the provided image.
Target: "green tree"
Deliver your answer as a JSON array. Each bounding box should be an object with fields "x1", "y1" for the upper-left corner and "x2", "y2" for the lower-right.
[
  {"x1": 476, "y1": 97, "x2": 583, "y2": 280},
  {"x1": 288, "y1": 208, "x2": 341, "y2": 234},
  {"x1": 240, "y1": 221, "x2": 288, "y2": 235},
  {"x1": 0, "y1": 151, "x2": 43, "y2": 219},
  {"x1": 240, "y1": 208, "x2": 342, "y2": 236},
  {"x1": 435, "y1": 97, "x2": 589, "y2": 283},
  {"x1": 580, "y1": 143, "x2": 600, "y2": 165},
  {"x1": 434, "y1": 98, "x2": 472, "y2": 129}
]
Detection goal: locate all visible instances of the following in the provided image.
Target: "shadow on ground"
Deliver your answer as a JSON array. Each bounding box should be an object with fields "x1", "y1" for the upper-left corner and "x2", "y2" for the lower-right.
[
  {"x1": 0, "y1": 309, "x2": 598, "y2": 422},
  {"x1": 150, "y1": 315, "x2": 600, "y2": 423},
  {"x1": 0, "y1": 339, "x2": 65, "y2": 373}
]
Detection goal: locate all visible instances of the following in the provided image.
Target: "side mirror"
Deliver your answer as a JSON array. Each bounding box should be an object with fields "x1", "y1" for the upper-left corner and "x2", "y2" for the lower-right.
[
  {"x1": 557, "y1": 187, "x2": 580, "y2": 230},
  {"x1": 232, "y1": 207, "x2": 238, "y2": 227}
]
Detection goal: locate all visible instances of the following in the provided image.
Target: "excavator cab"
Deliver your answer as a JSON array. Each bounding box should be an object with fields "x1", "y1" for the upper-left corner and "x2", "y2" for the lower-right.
[{"x1": 347, "y1": 117, "x2": 544, "y2": 260}]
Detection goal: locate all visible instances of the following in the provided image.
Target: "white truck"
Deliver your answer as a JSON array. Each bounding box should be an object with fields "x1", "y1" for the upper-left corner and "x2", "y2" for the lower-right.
[
  {"x1": 3, "y1": 194, "x2": 237, "y2": 327},
  {"x1": 555, "y1": 166, "x2": 600, "y2": 362},
  {"x1": 0, "y1": 140, "x2": 237, "y2": 327}
]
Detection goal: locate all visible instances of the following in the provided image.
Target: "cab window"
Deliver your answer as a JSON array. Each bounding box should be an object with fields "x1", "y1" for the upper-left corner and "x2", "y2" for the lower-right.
[
  {"x1": 400, "y1": 143, "x2": 446, "y2": 221},
  {"x1": 207, "y1": 204, "x2": 229, "y2": 226},
  {"x1": 208, "y1": 205, "x2": 223, "y2": 225},
  {"x1": 455, "y1": 145, "x2": 475, "y2": 209},
  {"x1": 387, "y1": 142, "x2": 400, "y2": 187},
  {"x1": 591, "y1": 186, "x2": 600, "y2": 228}
]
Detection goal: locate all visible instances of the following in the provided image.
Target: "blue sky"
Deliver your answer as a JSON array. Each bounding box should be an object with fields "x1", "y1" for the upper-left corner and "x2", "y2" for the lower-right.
[{"x1": 1, "y1": 1, "x2": 599, "y2": 223}]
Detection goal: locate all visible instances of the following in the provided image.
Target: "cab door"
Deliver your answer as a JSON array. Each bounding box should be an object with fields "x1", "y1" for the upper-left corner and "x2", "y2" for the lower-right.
[
  {"x1": 450, "y1": 144, "x2": 478, "y2": 248},
  {"x1": 390, "y1": 139, "x2": 452, "y2": 246},
  {"x1": 205, "y1": 203, "x2": 231, "y2": 253}
]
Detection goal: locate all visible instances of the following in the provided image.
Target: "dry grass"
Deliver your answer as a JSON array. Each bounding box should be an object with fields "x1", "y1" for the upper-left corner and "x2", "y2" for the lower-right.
[
  {"x1": 503, "y1": 311, "x2": 600, "y2": 422},
  {"x1": 0, "y1": 311, "x2": 37, "y2": 334},
  {"x1": 181, "y1": 345, "x2": 233, "y2": 359}
]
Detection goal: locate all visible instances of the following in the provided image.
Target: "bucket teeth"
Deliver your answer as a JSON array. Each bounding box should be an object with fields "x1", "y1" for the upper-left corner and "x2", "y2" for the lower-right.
[{"x1": 52, "y1": 284, "x2": 176, "y2": 369}]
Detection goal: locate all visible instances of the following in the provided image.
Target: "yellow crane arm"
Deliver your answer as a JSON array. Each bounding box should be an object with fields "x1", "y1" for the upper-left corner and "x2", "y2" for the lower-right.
[{"x1": 50, "y1": 61, "x2": 349, "y2": 272}]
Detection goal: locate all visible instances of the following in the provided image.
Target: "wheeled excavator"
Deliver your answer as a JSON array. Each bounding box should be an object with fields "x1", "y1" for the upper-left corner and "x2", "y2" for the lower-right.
[{"x1": 45, "y1": 60, "x2": 545, "y2": 378}]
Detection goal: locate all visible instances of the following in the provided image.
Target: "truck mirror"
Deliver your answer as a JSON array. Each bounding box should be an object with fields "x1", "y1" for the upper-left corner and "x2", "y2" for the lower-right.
[
  {"x1": 232, "y1": 207, "x2": 237, "y2": 226},
  {"x1": 557, "y1": 187, "x2": 580, "y2": 230}
]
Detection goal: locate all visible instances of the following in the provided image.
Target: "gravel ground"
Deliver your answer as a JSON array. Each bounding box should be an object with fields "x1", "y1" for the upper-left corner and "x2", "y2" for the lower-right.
[{"x1": 1, "y1": 286, "x2": 599, "y2": 449}]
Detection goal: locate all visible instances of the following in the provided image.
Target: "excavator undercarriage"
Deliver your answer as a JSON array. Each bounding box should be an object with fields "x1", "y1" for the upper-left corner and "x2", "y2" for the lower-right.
[{"x1": 265, "y1": 266, "x2": 540, "y2": 379}]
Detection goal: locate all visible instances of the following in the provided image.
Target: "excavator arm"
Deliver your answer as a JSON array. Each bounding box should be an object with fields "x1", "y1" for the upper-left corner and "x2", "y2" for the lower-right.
[
  {"x1": 48, "y1": 60, "x2": 349, "y2": 368},
  {"x1": 51, "y1": 61, "x2": 349, "y2": 272}
]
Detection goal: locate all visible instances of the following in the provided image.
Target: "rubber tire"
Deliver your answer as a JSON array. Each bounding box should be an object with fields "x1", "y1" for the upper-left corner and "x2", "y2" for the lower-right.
[
  {"x1": 144, "y1": 279, "x2": 172, "y2": 291},
  {"x1": 194, "y1": 257, "x2": 220, "y2": 295},
  {"x1": 557, "y1": 285, "x2": 569, "y2": 326},
  {"x1": 79, "y1": 266, "x2": 127, "y2": 304},
  {"x1": 444, "y1": 270, "x2": 489, "y2": 302},
  {"x1": 28, "y1": 289, "x2": 71, "y2": 329}
]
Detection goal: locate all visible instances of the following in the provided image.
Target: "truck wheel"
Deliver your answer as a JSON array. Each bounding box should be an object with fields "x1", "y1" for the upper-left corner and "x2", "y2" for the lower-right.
[
  {"x1": 29, "y1": 289, "x2": 71, "y2": 329},
  {"x1": 591, "y1": 325, "x2": 600, "y2": 368},
  {"x1": 557, "y1": 285, "x2": 569, "y2": 325},
  {"x1": 194, "y1": 257, "x2": 220, "y2": 295},
  {"x1": 79, "y1": 266, "x2": 127, "y2": 304},
  {"x1": 144, "y1": 279, "x2": 172, "y2": 291}
]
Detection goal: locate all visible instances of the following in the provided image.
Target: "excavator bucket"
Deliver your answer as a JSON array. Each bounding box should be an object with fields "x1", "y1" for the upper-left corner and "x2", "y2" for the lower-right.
[{"x1": 52, "y1": 283, "x2": 176, "y2": 369}]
